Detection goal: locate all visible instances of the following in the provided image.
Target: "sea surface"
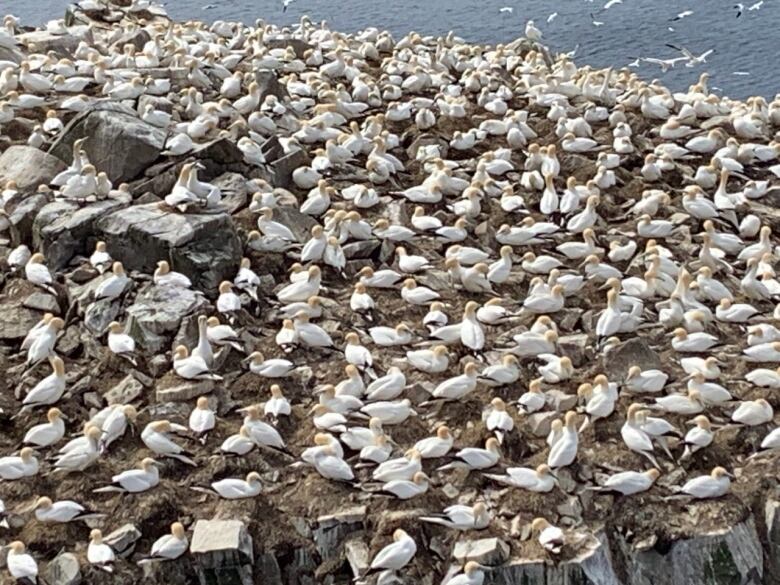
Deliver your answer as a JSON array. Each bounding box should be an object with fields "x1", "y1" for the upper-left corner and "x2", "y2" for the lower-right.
[{"x1": 9, "y1": 0, "x2": 779, "y2": 100}]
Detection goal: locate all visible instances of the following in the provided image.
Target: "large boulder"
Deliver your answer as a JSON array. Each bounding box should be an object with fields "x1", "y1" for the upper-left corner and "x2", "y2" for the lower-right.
[
  {"x1": 603, "y1": 338, "x2": 662, "y2": 381},
  {"x1": 16, "y1": 29, "x2": 91, "y2": 57},
  {"x1": 190, "y1": 519, "x2": 254, "y2": 585},
  {"x1": 612, "y1": 516, "x2": 764, "y2": 585},
  {"x1": 487, "y1": 531, "x2": 620, "y2": 585},
  {"x1": 126, "y1": 284, "x2": 208, "y2": 353},
  {"x1": 95, "y1": 203, "x2": 242, "y2": 295},
  {"x1": 48, "y1": 102, "x2": 166, "y2": 183},
  {"x1": 32, "y1": 195, "x2": 131, "y2": 270},
  {"x1": 0, "y1": 146, "x2": 66, "y2": 190}
]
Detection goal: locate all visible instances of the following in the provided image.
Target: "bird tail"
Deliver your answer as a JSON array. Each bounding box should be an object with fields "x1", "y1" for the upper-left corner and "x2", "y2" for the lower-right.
[
  {"x1": 169, "y1": 453, "x2": 198, "y2": 466},
  {"x1": 419, "y1": 516, "x2": 451, "y2": 527},
  {"x1": 93, "y1": 485, "x2": 126, "y2": 493}
]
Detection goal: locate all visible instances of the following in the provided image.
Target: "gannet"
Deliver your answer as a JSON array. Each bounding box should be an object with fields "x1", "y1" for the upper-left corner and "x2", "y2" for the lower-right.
[
  {"x1": 138, "y1": 522, "x2": 188, "y2": 564},
  {"x1": 420, "y1": 502, "x2": 491, "y2": 530}
]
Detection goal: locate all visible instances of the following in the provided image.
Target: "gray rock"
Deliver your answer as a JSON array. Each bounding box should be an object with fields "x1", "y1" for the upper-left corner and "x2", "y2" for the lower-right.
[
  {"x1": 271, "y1": 206, "x2": 317, "y2": 242},
  {"x1": 96, "y1": 204, "x2": 242, "y2": 295},
  {"x1": 23, "y1": 292, "x2": 60, "y2": 314},
  {"x1": 265, "y1": 37, "x2": 312, "y2": 58},
  {"x1": 148, "y1": 354, "x2": 169, "y2": 378},
  {"x1": 104, "y1": 374, "x2": 145, "y2": 405},
  {"x1": 0, "y1": 300, "x2": 40, "y2": 340},
  {"x1": 255, "y1": 69, "x2": 289, "y2": 102},
  {"x1": 32, "y1": 196, "x2": 130, "y2": 270},
  {"x1": 43, "y1": 552, "x2": 81, "y2": 585},
  {"x1": 603, "y1": 338, "x2": 661, "y2": 381},
  {"x1": 190, "y1": 519, "x2": 253, "y2": 585},
  {"x1": 344, "y1": 537, "x2": 370, "y2": 578},
  {"x1": 212, "y1": 172, "x2": 249, "y2": 214},
  {"x1": 259, "y1": 136, "x2": 284, "y2": 163},
  {"x1": 110, "y1": 26, "x2": 151, "y2": 50},
  {"x1": 0, "y1": 145, "x2": 66, "y2": 190},
  {"x1": 271, "y1": 149, "x2": 309, "y2": 189},
  {"x1": 156, "y1": 380, "x2": 214, "y2": 402},
  {"x1": 527, "y1": 411, "x2": 559, "y2": 437},
  {"x1": 545, "y1": 389, "x2": 578, "y2": 412},
  {"x1": 125, "y1": 284, "x2": 208, "y2": 353},
  {"x1": 406, "y1": 134, "x2": 449, "y2": 161},
  {"x1": 57, "y1": 326, "x2": 82, "y2": 357},
  {"x1": 190, "y1": 137, "x2": 247, "y2": 169},
  {"x1": 137, "y1": 94, "x2": 174, "y2": 115},
  {"x1": 612, "y1": 516, "x2": 763, "y2": 585},
  {"x1": 84, "y1": 298, "x2": 120, "y2": 335},
  {"x1": 488, "y1": 531, "x2": 618, "y2": 585},
  {"x1": 104, "y1": 523, "x2": 142, "y2": 558},
  {"x1": 49, "y1": 102, "x2": 166, "y2": 183},
  {"x1": 453, "y1": 538, "x2": 510, "y2": 566},
  {"x1": 767, "y1": 498, "x2": 780, "y2": 578},
  {"x1": 558, "y1": 333, "x2": 590, "y2": 367},
  {"x1": 343, "y1": 240, "x2": 380, "y2": 260},
  {"x1": 0, "y1": 45, "x2": 22, "y2": 65},
  {"x1": 17, "y1": 30, "x2": 86, "y2": 57},
  {"x1": 7, "y1": 192, "x2": 51, "y2": 246},
  {"x1": 313, "y1": 506, "x2": 367, "y2": 560}
]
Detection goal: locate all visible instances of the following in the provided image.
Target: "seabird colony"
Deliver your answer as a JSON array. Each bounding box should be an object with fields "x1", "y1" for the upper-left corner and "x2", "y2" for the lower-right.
[{"x1": 0, "y1": 2, "x2": 779, "y2": 584}]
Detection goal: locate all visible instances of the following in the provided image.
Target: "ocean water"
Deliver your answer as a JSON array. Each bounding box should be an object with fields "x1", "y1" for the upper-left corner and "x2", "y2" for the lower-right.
[{"x1": 10, "y1": 0, "x2": 779, "y2": 100}]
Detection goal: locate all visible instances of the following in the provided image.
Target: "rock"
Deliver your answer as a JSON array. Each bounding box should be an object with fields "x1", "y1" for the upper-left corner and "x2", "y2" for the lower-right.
[
  {"x1": 32, "y1": 196, "x2": 130, "y2": 271},
  {"x1": 265, "y1": 37, "x2": 312, "y2": 58},
  {"x1": 259, "y1": 136, "x2": 284, "y2": 163},
  {"x1": 452, "y1": 538, "x2": 510, "y2": 566},
  {"x1": 545, "y1": 389, "x2": 578, "y2": 412},
  {"x1": 22, "y1": 292, "x2": 60, "y2": 314},
  {"x1": 96, "y1": 204, "x2": 242, "y2": 294},
  {"x1": 271, "y1": 206, "x2": 317, "y2": 242},
  {"x1": 42, "y1": 552, "x2": 81, "y2": 585},
  {"x1": 603, "y1": 338, "x2": 662, "y2": 381},
  {"x1": 148, "y1": 354, "x2": 169, "y2": 378},
  {"x1": 271, "y1": 149, "x2": 309, "y2": 189},
  {"x1": 0, "y1": 45, "x2": 22, "y2": 65},
  {"x1": 313, "y1": 506, "x2": 367, "y2": 560},
  {"x1": 190, "y1": 137, "x2": 247, "y2": 169},
  {"x1": 138, "y1": 94, "x2": 174, "y2": 115},
  {"x1": 17, "y1": 30, "x2": 85, "y2": 57},
  {"x1": 0, "y1": 145, "x2": 66, "y2": 190},
  {"x1": 104, "y1": 374, "x2": 145, "y2": 405},
  {"x1": 84, "y1": 298, "x2": 120, "y2": 335},
  {"x1": 7, "y1": 192, "x2": 51, "y2": 246},
  {"x1": 406, "y1": 134, "x2": 449, "y2": 161},
  {"x1": 613, "y1": 516, "x2": 763, "y2": 585},
  {"x1": 190, "y1": 519, "x2": 254, "y2": 585},
  {"x1": 343, "y1": 240, "x2": 380, "y2": 260},
  {"x1": 344, "y1": 537, "x2": 370, "y2": 578},
  {"x1": 489, "y1": 531, "x2": 618, "y2": 585},
  {"x1": 255, "y1": 69, "x2": 289, "y2": 102},
  {"x1": 126, "y1": 284, "x2": 209, "y2": 353},
  {"x1": 110, "y1": 26, "x2": 151, "y2": 50},
  {"x1": 57, "y1": 326, "x2": 82, "y2": 357},
  {"x1": 104, "y1": 523, "x2": 142, "y2": 558},
  {"x1": 527, "y1": 411, "x2": 559, "y2": 437},
  {"x1": 767, "y1": 498, "x2": 780, "y2": 578},
  {"x1": 0, "y1": 299, "x2": 40, "y2": 340},
  {"x1": 558, "y1": 333, "x2": 590, "y2": 367},
  {"x1": 49, "y1": 102, "x2": 166, "y2": 183},
  {"x1": 212, "y1": 172, "x2": 249, "y2": 214},
  {"x1": 156, "y1": 380, "x2": 214, "y2": 402}
]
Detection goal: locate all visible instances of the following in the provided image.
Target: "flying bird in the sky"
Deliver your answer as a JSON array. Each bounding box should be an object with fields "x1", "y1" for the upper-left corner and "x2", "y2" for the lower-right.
[{"x1": 671, "y1": 10, "x2": 694, "y2": 21}]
